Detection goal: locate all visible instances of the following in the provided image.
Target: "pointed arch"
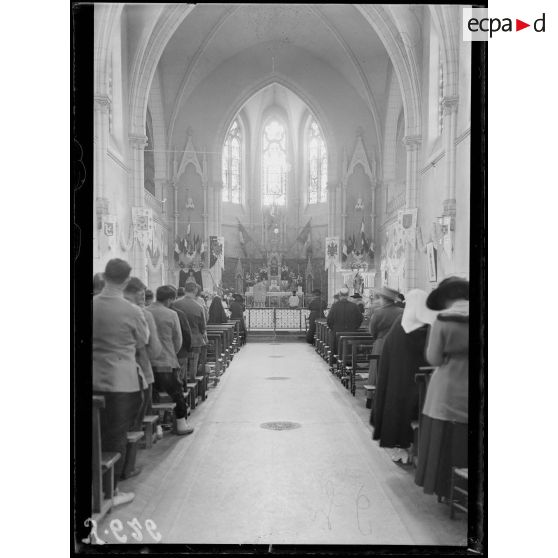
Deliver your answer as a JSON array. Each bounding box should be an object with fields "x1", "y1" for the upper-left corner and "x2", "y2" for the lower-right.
[
  {"x1": 303, "y1": 114, "x2": 328, "y2": 205},
  {"x1": 222, "y1": 118, "x2": 244, "y2": 204}
]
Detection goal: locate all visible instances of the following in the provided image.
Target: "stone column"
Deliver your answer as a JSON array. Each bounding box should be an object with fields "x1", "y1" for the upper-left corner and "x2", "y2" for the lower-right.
[
  {"x1": 93, "y1": 95, "x2": 110, "y2": 263},
  {"x1": 128, "y1": 133, "x2": 148, "y2": 281},
  {"x1": 442, "y1": 96, "x2": 459, "y2": 215},
  {"x1": 402, "y1": 135, "x2": 422, "y2": 292},
  {"x1": 327, "y1": 181, "x2": 337, "y2": 301}
]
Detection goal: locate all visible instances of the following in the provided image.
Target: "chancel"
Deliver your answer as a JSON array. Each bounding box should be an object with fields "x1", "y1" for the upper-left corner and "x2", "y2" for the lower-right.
[{"x1": 87, "y1": 3, "x2": 477, "y2": 549}]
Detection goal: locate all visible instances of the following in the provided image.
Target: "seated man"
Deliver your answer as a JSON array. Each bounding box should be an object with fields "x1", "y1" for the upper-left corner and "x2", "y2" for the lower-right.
[{"x1": 147, "y1": 286, "x2": 194, "y2": 436}]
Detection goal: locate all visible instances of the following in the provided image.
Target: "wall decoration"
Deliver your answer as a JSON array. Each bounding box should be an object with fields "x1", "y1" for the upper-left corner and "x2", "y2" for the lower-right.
[
  {"x1": 440, "y1": 215, "x2": 454, "y2": 260},
  {"x1": 325, "y1": 237, "x2": 340, "y2": 270},
  {"x1": 209, "y1": 236, "x2": 224, "y2": 270},
  {"x1": 398, "y1": 208, "x2": 418, "y2": 247},
  {"x1": 380, "y1": 219, "x2": 406, "y2": 292},
  {"x1": 132, "y1": 207, "x2": 153, "y2": 247},
  {"x1": 101, "y1": 215, "x2": 116, "y2": 251},
  {"x1": 426, "y1": 242, "x2": 437, "y2": 282}
]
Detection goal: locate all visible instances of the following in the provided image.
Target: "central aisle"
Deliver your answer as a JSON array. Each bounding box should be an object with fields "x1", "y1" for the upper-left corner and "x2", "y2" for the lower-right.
[{"x1": 104, "y1": 343, "x2": 466, "y2": 546}]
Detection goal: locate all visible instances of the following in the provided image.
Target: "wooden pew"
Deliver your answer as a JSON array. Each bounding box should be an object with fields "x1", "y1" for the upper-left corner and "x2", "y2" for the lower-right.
[
  {"x1": 206, "y1": 332, "x2": 224, "y2": 379},
  {"x1": 364, "y1": 355, "x2": 380, "y2": 408},
  {"x1": 330, "y1": 329, "x2": 368, "y2": 374},
  {"x1": 314, "y1": 319, "x2": 328, "y2": 357},
  {"x1": 92, "y1": 395, "x2": 120, "y2": 520},
  {"x1": 142, "y1": 415, "x2": 159, "y2": 448},
  {"x1": 412, "y1": 366, "x2": 436, "y2": 465},
  {"x1": 335, "y1": 332, "x2": 373, "y2": 379},
  {"x1": 121, "y1": 430, "x2": 144, "y2": 479},
  {"x1": 449, "y1": 467, "x2": 468, "y2": 518},
  {"x1": 346, "y1": 339, "x2": 375, "y2": 396},
  {"x1": 206, "y1": 325, "x2": 233, "y2": 367}
]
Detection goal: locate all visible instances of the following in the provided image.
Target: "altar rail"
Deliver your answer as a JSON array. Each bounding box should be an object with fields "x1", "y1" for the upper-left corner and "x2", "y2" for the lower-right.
[{"x1": 245, "y1": 307, "x2": 329, "y2": 332}]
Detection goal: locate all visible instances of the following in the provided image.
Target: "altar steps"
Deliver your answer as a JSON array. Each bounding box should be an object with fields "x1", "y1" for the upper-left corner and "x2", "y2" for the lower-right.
[{"x1": 247, "y1": 330, "x2": 307, "y2": 343}]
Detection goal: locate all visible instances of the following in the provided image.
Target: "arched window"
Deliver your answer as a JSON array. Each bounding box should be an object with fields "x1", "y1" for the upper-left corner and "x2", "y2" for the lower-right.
[
  {"x1": 222, "y1": 119, "x2": 242, "y2": 204},
  {"x1": 144, "y1": 109, "x2": 155, "y2": 196},
  {"x1": 262, "y1": 119, "x2": 287, "y2": 206},
  {"x1": 307, "y1": 119, "x2": 327, "y2": 204}
]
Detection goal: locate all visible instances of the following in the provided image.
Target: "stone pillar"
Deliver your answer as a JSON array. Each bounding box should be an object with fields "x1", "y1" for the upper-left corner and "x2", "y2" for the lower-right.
[
  {"x1": 128, "y1": 133, "x2": 148, "y2": 281},
  {"x1": 442, "y1": 96, "x2": 459, "y2": 212},
  {"x1": 94, "y1": 95, "x2": 110, "y2": 264},
  {"x1": 402, "y1": 135, "x2": 422, "y2": 292},
  {"x1": 442, "y1": 96, "x2": 459, "y2": 274}
]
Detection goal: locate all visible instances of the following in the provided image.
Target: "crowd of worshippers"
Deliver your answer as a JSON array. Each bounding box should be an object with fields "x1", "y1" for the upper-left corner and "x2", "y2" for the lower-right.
[
  {"x1": 307, "y1": 278, "x2": 469, "y2": 503},
  {"x1": 92, "y1": 258, "x2": 247, "y2": 508}
]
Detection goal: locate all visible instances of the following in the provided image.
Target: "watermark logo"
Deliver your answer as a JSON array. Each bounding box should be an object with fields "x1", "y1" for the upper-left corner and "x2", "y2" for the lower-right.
[{"x1": 463, "y1": 8, "x2": 546, "y2": 40}]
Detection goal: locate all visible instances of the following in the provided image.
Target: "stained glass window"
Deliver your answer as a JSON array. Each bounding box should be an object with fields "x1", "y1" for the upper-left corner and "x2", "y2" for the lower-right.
[
  {"x1": 307, "y1": 119, "x2": 327, "y2": 204},
  {"x1": 262, "y1": 120, "x2": 287, "y2": 206},
  {"x1": 222, "y1": 120, "x2": 241, "y2": 203}
]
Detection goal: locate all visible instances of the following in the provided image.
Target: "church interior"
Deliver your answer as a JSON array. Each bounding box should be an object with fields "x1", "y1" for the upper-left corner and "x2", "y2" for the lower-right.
[{"x1": 87, "y1": 2, "x2": 478, "y2": 549}]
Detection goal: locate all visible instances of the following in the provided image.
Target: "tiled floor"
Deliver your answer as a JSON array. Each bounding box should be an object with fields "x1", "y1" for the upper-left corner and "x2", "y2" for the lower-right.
[{"x1": 96, "y1": 343, "x2": 467, "y2": 546}]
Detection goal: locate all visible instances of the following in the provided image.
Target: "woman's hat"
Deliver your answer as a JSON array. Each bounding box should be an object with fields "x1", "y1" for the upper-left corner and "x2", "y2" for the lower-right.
[
  {"x1": 426, "y1": 276, "x2": 469, "y2": 310},
  {"x1": 371, "y1": 286, "x2": 402, "y2": 302},
  {"x1": 351, "y1": 293, "x2": 363, "y2": 299}
]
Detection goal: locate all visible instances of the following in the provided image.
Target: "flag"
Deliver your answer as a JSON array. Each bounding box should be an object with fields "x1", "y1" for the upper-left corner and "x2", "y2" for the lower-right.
[
  {"x1": 238, "y1": 225, "x2": 248, "y2": 258},
  {"x1": 360, "y1": 218, "x2": 366, "y2": 249},
  {"x1": 342, "y1": 241, "x2": 348, "y2": 262},
  {"x1": 325, "y1": 237, "x2": 340, "y2": 270},
  {"x1": 174, "y1": 238, "x2": 181, "y2": 262},
  {"x1": 346, "y1": 235, "x2": 354, "y2": 255},
  {"x1": 296, "y1": 219, "x2": 312, "y2": 244}
]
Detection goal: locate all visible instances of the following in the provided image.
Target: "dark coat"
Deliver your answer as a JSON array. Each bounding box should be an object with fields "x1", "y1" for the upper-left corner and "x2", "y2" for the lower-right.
[
  {"x1": 172, "y1": 296, "x2": 207, "y2": 348},
  {"x1": 368, "y1": 303, "x2": 403, "y2": 355},
  {"x1": 326, "y1": 299, "x2": 363, "y2": 352},
  {"x1": 306, "y1": 297, "x2": 327, "y2": 343},
  {"x1": 371, "y1": 315, "x2": 429, "y2": 448},
  {"x1": 170, "y1": 305, "x2": 192, "y2": 358},
  {"x1": 208, "y1": 296, "x2": 228, "y2": 324},
  {"x1": 229, "y1": 301, "x2": 246, "y2": 335}
]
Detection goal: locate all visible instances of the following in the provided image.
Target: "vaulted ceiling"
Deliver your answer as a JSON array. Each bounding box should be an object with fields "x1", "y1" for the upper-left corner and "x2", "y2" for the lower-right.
[{"x1": 146, "y1": 4, "x2": 397, "y2": 139}]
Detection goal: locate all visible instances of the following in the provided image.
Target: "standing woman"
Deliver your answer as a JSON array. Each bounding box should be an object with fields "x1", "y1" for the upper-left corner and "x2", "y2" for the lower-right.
[
  {"x1": 371, "y1": 290, "x2": 438, "y2": 463},
  {"x1": 208, "y1": 294, "x2": 229, "y2": 324},
  {"x1": 230, "y1": 294, "x2": 247, "y2": 344},
  {"x1": 368, "y1": 286, "x2": 404, "y2": 385},
  {"x1": 306, "y1": 289, "x2": 327, "y2": 344},
  {"x1": 415, "y1": 277, "x2": 469, "y2": 500}
]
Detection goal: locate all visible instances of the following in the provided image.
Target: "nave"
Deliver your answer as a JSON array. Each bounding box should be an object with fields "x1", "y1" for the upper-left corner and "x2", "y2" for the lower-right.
[{"x1": 97, "y1": 342, "x2": 466, "y2": 546}]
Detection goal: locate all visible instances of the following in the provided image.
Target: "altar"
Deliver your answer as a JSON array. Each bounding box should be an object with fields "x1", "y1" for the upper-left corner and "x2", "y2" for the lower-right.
[{"x1": 245, "y1": 291, "x2": 304, "y2": 308}]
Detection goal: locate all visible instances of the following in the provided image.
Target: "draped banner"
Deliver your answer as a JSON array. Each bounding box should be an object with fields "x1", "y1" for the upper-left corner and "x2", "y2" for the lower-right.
[
  {"x1": 132, "y1": 207, "x2": 153, "y2": 247},
  {"x1": 325, "y1": 236, "x2": 340, "y2": 270},
  {"x1": 398, "y1": 208, "x2": 418, "y2": 247},
  {"x1": 209, "y1": 236, "x2": 224, "y2": 270},
  {"x1": 100, "y1": 214, "x2": 116, "y2": 251}
]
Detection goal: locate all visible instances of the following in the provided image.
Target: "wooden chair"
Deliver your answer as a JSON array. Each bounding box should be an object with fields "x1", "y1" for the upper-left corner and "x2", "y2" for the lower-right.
[
  {"x1": 121, "y1": 431, "x2": 144, "y2": 479},
  {"x1": 142, "y1": 414, "x2": 159, "y2": 448},
  {"x1": 347, "y1": 339, "x2": 375, "y2": 396},
  {"x1": 365, "y1": 355, "x2": 380, "y2": 408},
  {"x1": 412, "y1": 367, "x2": 435, "y2": 464},
  {"x1": 152, "y1": 401, "x2": 178, "y2": 428},
  {"x1": 449, "y1": 467, "x2": 468, "y2": 519},
  {"x1": 92, "y1": 396, "x2": 120, "y2": 520}
]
